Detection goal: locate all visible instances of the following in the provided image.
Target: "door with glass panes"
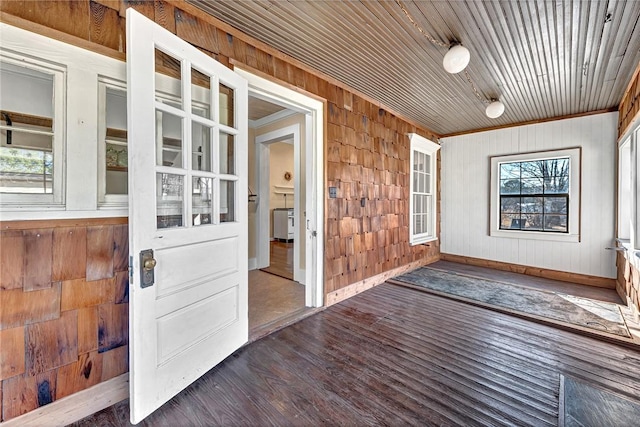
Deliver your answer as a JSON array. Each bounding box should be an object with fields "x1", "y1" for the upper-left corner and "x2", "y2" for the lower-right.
[{"x1": 126, "y1": 9, "x2": 248, "y2": 424}]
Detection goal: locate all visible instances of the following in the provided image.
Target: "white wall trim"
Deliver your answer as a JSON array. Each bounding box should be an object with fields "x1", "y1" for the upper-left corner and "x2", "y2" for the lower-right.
[
  {"x1": 0, "y1": 374, "x2": 128, "y2": 427},
  {"x1": 237, "y1": 67, "x2": 324, "y2": 308},
  {"x1": 255, "y1": 124, "x2": 300, "y2": 278},
  {"x1": 248, "y1": 257, "x2": 258, "y2": 271},
  {"x1": 249, "y1": 108, "x2": 298, "y2": 129}
]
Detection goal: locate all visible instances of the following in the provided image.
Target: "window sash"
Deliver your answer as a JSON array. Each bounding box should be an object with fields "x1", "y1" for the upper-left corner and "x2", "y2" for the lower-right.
[
  {"x1": 408, "y1": 133, "x2": 440, "y2": 245},
  {"x1": 0, "y1": 52, "x2": 65, "y2": 207},
  {"x1": 498, "y1": 194, "x2": 569, "y2": 233}
]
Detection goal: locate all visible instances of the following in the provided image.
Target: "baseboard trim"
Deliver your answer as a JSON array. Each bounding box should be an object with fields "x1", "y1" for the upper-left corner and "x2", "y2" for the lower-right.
[
  {"x1": 248, "y1": 257, "x2": 257, "y2": 271},
  {"x1": 326, "y1": 255, "x2": 439, "y2": 306},
  {"x1": 441, "y1": 253, "x2": 616, "y2": 289},
  {"x1": 0, "y1": 373, "x2": 128, "y2": 427}
]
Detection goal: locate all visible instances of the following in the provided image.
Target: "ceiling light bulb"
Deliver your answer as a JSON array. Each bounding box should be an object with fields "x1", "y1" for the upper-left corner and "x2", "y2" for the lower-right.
[
  {"x1": 485, "y1": 100, "x2": 505, "y2": 118},
  {"x1": 442, "y1": 44, "x2": 470, "y2": 74}
]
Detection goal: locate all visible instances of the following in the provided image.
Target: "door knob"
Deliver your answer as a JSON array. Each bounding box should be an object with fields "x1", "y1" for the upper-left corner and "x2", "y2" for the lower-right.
[
  {"x1": 140, "y1": 249, "x2": 156, "y2": 288},
  {"x1": 144, "y1": 258, "x2": 157, "y2": 270}
]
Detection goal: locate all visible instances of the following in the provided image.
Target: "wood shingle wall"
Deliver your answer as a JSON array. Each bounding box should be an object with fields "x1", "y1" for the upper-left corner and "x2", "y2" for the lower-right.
[
  {"x1": 619, "y1": 62, "x2": 640, "y2": 138},
  {"x1": 0, "y1": 220, "x2": 129, "y2": 421}
]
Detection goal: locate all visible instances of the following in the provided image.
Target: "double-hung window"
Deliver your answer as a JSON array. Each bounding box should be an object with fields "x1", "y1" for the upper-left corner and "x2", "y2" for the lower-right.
[
  {"x1": 490, "y1": 148, "x2": 581, "y2": 242},
  {"x1": 617, "y1": 123, "x2": 640, "y2": 266},
  {"x1": 0, "y1": 54, "x2": 65, "y2": 207},
  {"x1": 409, "y1": 133, "x2": 440, "y2": 245}
]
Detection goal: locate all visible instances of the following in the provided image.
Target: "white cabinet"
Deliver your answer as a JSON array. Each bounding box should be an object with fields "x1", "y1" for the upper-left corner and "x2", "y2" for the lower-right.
[{"x1": 273, "y1": 208, "x2": 294, "y2": 241}]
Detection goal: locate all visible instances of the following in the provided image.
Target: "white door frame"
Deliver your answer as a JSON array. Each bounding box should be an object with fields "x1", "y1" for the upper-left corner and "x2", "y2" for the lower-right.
[
  {"x1": 255, "y1": 124, "x2": 302, "y2": 283},
  {"x1": 236, "y1": 67, "x2": 324, "y2": 308}
]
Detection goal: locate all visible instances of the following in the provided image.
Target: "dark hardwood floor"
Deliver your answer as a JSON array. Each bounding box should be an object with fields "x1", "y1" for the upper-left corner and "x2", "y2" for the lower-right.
[{"x1": 70, "y1": 282, "x2": 640, "y2": 427}]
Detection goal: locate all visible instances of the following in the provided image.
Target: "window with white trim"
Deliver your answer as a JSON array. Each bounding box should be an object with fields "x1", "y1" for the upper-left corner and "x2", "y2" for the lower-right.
[
  {"x1": 0, "y1": 55, "x2": 65, "y2": 206},
  {"x1": 617, "y1": 123, "x2": 639, "y2": 258},
  {"x1": 409, "y1": 133, "x2": 440, "y2": 245},
  {"x1": 98, "y1": 79, "x2": 128, "y2": 207},
  {"x1": 490, "y1": 148, "x2": 581, "y2": 242}
]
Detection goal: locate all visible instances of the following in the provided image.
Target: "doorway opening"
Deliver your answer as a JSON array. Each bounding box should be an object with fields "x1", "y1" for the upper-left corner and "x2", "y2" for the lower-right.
[{"x1": 240, "y1": 69, "x2": 324, "y2": 339}]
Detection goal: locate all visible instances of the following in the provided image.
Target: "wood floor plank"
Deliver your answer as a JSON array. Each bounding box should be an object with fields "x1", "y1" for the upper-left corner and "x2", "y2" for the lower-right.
[{"x1": 70, "y1": 283, "x2": 640, "y2": 427}]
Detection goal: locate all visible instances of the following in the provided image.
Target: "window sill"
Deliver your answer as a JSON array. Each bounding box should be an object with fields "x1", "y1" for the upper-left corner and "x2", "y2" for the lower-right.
[
  {"x1": 410, "y1": 236, "x2": 438, "y2": 246},
  {"x1": 490, "y1": 229, "x2": 579, "y2": 243}
]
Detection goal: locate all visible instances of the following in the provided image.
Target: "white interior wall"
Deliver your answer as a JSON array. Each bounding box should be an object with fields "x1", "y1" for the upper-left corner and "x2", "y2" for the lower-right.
[{"x1": 440, "y1": 112, "x2": 618, "y2": 279}]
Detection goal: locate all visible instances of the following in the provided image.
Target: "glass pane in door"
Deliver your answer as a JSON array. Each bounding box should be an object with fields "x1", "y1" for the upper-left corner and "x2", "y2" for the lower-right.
[
  {"x1": 192, "y1": 122, "x2": 211, "y2": 172},
  {"x1": 219, "y1": 83, "x2": 234, "y2": 127},
  {"x1": 156, "y1": 110, "x2": 183, "y2": 167},
  {"x1": 220, "y1": 180, "x2": 235, "y2": 222},
  {"x1": 191, "y1": 66, "x2": 211, "y2": 120},
  {"x1": 192, "y1": 176, "x2": 213, "y2": 226},
  {"x1": 219, "y1": 132, "x2": 235, "y2": 175},
  {"x1": 155, "y1": 48, "x2": 182, "y2": 105},
  {"x1": 157, "y1": 172, "x2": 184, "y2": 229}
]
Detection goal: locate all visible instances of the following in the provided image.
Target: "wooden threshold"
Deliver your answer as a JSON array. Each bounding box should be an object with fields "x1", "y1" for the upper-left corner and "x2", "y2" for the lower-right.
[
  {"x1": 441, "y1": 253, "x2": 616, "y2": 289},
  {"x1": 0, "y1": 374, "x2": 128, "y2": 427}
]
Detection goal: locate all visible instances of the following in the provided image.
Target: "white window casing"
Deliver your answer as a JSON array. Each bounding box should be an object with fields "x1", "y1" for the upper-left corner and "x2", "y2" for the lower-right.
[
  {"x1": 617, "y1": 122, "x2": 640, "y2": 270},
  {"x1": 490, "y1": 147, "x2": 581, "y2": 242},
  {"x1": 0, "y1": 22, "x2": 127, "y2": 220},
  {"x1": 408, "y1": 133, "x2": 440, "y2": 245},
  {"x1": 0, "y1": 52, "x2": 66, "y2": 208}
]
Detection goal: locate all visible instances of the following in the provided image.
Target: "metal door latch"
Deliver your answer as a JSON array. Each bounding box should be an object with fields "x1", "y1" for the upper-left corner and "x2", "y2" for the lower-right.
[{"x1": 139, "y1": 249, "x2": 156, "y2": 288}]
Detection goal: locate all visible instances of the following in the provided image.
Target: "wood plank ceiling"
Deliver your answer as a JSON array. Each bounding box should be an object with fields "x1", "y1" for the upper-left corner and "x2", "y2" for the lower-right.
[{"x1": 187, "y1": 0, "x2": 640, "y2": 136}]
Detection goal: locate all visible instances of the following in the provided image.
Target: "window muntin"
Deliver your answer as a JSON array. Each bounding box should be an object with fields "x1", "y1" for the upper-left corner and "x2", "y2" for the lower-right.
[
  {"x1": 498, "y1": 157, "x2": 570, "y2": 233},
  {"x1": 409, "y1": 133, "x2": 440, "y2": 245},
  {"x1": 153, "y1": 46, "x2": 240, "y2": 230},
  {"x1": 0, "y1": 58, "x2": 63, "y2": 204}
]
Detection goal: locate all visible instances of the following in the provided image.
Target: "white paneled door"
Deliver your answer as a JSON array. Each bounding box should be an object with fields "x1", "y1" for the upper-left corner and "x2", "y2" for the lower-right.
[{"x1": 126, "y1": 9, "x2": 248, "y2": 424}]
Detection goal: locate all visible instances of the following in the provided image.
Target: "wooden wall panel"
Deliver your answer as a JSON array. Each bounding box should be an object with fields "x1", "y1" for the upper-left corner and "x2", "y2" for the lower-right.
[
  {"x1": 25, "y1": 311, "x2": 78, "y2": 376},
  {"x1": 175, "y1": 9, "x2": 218, "y2": 54},
  {"x1": 56, "y1": 351, "x2": 103, "y2": 400},
  {"x1": 61, "y1": 278, "x2": 115, "y2": 312},
  {"x1": 2, "y1": 372, "x2": 37, "y2": 420},
  {"x1": 0, "y1": 221, "x2": 129, "y2": 423},
  {"x1": 154, "y1": 0, "x2": 176, "y2": 33},
  {"x1": 617, "y1": 251, "x2": 640, "y2": 315},
  {"x1": 89, "y1": 0, "x2": 123, "y2": 51},
  {"x1": 0, "y1": 231, "x2": 24, "y2": 290},
  {"x1": 112, "y1": 224, "x2": 128, "y2": 272},
  {"x1": 86, "y1": 226, "x2": 114, "y2": 281},
  {"x1": 618, "y1": 62, "x2": 640, "y2": 138},
  {"x1": 98, "y1": 303, "x2": 128, "y2": 353},
  {"x1": 0, "y1": 0, "x2": 91, "y2": 40},
  {"x1": 113, "y1": 270, "x2": 129, "y2": 304},
  {"x1": 1, "y1": 370, "x2": 57, "y2": 419},
  {"x1": 77, "y1": 307, "x2": 99, "y2": 355},
  {"x1": 23, "y1": 229, "x2": 53, "y2": 291},
  {"x1": 0, "y1": 283, "x2": 61, "y2": 330},
  {"x1": 53, "y1": 227, "x2": 87, "y2": 281},
  {"x1": 0, "y1": 327, "x2": 25, "y2": 381},
  {"x1": 100, "y1": 344, "x2": 128, "y2": 381}
]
